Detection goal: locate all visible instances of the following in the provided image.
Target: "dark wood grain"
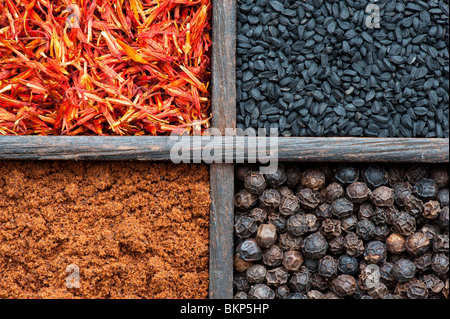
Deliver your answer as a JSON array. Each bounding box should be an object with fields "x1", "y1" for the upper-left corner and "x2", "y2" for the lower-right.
[
  {"x1": 209, "y1": 0, "x2": 237, "y2": 299},
  {"x1": 0, "y1": 136, "x2": 447, "y2": 163}
]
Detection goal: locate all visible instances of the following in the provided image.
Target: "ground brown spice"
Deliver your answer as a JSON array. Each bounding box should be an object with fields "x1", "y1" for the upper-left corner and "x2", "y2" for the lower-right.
[{"x1": 0, "y1": 161, "x2": 210, "y2": 299}]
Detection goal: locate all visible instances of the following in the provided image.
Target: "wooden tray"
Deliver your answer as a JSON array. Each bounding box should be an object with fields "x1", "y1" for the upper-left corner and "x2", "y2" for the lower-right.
[{"x1": 0, "y1": 0, "x2": 448, "y2": 299}]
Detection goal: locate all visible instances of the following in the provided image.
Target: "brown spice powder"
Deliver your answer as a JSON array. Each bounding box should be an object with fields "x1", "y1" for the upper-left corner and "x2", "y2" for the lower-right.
[{"x1": 0, "y1": 161, "x2": 210, "y2": 299}]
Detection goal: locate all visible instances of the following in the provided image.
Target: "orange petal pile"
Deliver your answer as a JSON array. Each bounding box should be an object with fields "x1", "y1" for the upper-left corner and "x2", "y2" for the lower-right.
[{"x1": 0, "y1": 0, "x2": 211, "y2": 135}]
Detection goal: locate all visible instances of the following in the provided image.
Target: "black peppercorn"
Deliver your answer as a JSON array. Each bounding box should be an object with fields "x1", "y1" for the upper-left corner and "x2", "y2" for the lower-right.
[
  {"x1": 234, "y1": 189, "x2": 258, "y2": 210},
  {"x1": 422, "y1": 200, "x2": 441, "y2": 219},
  {"x1": 328, "y1": 235, "x2": 345, "y2": 255},
  {"x1": 301, "y1": 169, "x2": 326, "y2": 191},
  {"x1": 405, "y1": 232, "x2": 430, "y2": 256},
  {"x1": 315, "y1": 203, "x2": 332, "y2": 220},
  {"x1": 391, "y1": 211, "x2": 416, "y2": 236},
  {"x1": 405, "y1": 166, "x2": 428, "y2": 185},
  {"x1": 403, "y1": 195, "x2": 424, "y2": 217},
  {"x1": 433, "y1": 234, "x2": 449, "y2": 253},
  {"x1": 438, "y1": 206, "x2": 449, "y2": 229},
  {"x1": 266, "y1": 267, "x2": 289, "y2": 287},
  {"x1": 422, "y1": 274, "x2": 445, "y2": 294},
  {"x1": 248, "y1": 207, "x2": 268, "y2": 225},
  {"x1": 374, "y1": 225, "x2": 390, "y2": 241},
  {"x1": 437, "y1": 188, "x2": 449, "y2": 207},
  {"x1": 278, "y1": 194, "x2": 301, "y2": 217},
  {"x1": 234, "y1": 291, "x2": 247, "y2": 299},
  {"x1": 237, "y1": 238, "x2": 262, "y2": 262},
  {"x1": 356, "y1": 219, "x2": 376, "y2": 240},
  {"x1": 302, "y1": 232, "x2": 329, "y2": 260},
  {"x1": 264, "y1": 164, "x2": 287, "y2": 188},
  {"x1": 388, "y1": 167, "x2": 405, "y2": 187},
  {"x1": 337, "y1": 254, "x2": 359, "y2": 275},
  {"x1": 320, "y1": 218, "x2": 341, "y2": 239},
  {"x1": 331, "y1": 198, "x2": 354, "y2": 218},
  {"x1": 406, "y1": 279, "x2": 429, "y2": 299},
  {"x1": 303, "y1": 259, "x2": 319, "y2": 273},
  {"x1": 255, "y1": 223, "x2": 277, "y2": 248},
  {"x1": 379, "y1": 262, "x2": 396, "y2": 287},
  {"x1": 420, "y1": 224, "x2": 440, "y2": 241},
  {"x1": 429, "y1": 167, "x2": 449, "y2": 188},
  {"x1": 235, "y1": 215, "x2": 258, "y2": 239},
  {"x1": 318, "y1": 255, "x2": 338, "y2": 278},
  {"x1": 248, "y1": 284, "x2": 275, "y2": 299},
  {"x1": 289, "y1": 269, "x2": 312, "y2": 293},
  {"x1": 362, "y1": 166, "x2": 389, "y2": 189},
  {"x1": 236, "y1": 165, "x2": 255, "y2": 181},
  {"x1": 371, "y1": 186, "x2": 395, "y2": 207},
  {"x1": 277, "y1": 232, "x2": 302, "y2": 251},
  {"x1": 311, "y1": 273, "x2": 329, "y2": 292},
  {"x1": 334, "y1": 166, "x2": 359, "y2": 185},
  {"x1": 364, "y1": 241, "x2": 387, "y2": 264},
  {"x1": 413, "y1": 178, "x2": 439, "y2": 201},
  {"x1": 285, "y1": 165, "x2": 302, "y2": 188},
  {"x1": 262, "y1": 245, "x2": 283, "y2": 267},
  {"x1": 282, "y1": 250, "x2": 304, "y2": 272},
  {"x1": 307, "y1": 290, "x2": 325, "y2": 299},
  {"x1": 393, "y1": 182, "x2": 412, "y2": 206},
  {"x1": 246, "y1": 264, "x2": 267, "y2": 284},
  {"x1": 431, "y1": 253, "x2": 449, "y2": 275},
  {"x1": 340, "y1": 214, "x2": 358, "y2": 233},
  {"x1": 287, "y1": 214, "x2": 317, "y2": 237},
  {"x1": 234, "y1": 272, "x2": 250, "y2": 292},
  {"x1": 347, "y1": 181, "x2": 372, "y2": 203},
  {"x1": 275, "y1": 284, "x2": 290, "y2": 299},
  {"x1": 371, "y1": 207, "x2": 391, "y2": 225},
  {"x1": 277, "y1": 186, "x2": 294, "y2": 198},
  {"x1": 386, "y1": 233, "x2": 406, "y2": 254},
  {"x1": 234, "y1": 252, "x2": 253, "y2": 273},
  {"x1": 267, "y1": 213, "x2": 287, "y2": 234},
  {"x1": 414, "y1": 252, "x2": 434, "y2": 273},
  {"x1": 368, "y1": 282, "x2": 389, "y2": 299},
  {"x1": 344, "y1": 232, "x2": 364, "y2": 257},
  {"x1": 332, "y1": 275, "x2": 357, "y2": 297},
  {"x1": 358, "y1": 203, "x2": 374, "y2": 220},
  {"x1": 259, "y1": 189, "x2": 281, "y2": 210},
  {"x1": 297, "y1": 188, "x2": 321, "y2": 210},
  {"x1": 323, "y1": 182, "x2": 344, "y2": 203},
  {"x1": 393, "y1": 259, "x2": 416, "y2": 282},
  {"x1": 244, "y1": 171, "x2": 267, "y2": 194}
]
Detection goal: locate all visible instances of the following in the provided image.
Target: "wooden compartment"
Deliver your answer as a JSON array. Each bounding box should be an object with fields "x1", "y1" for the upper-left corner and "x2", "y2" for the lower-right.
[{"x1": 0, "y1": 0, "x2": 448, "y2": 299}]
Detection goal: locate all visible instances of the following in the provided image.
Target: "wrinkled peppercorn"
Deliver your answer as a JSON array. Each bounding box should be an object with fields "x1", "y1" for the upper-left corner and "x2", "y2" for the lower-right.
[
  {"x1": 289, "y1": 269, "x2": 312, "y2": 293},
  {"x1": 344, "y1": 232, "x2": 364, "y2": 257},
  {"x1": 364, "y1": 241, "x2": 387, "y2": 265},
  {"x1": 262, "y1": 245, "x2": 284, "y2": 267},
  {"x1": 356, "y1": 219, "x2": 376, "y2": 240},
  {"x1": 414, "y1": 179, "x2": 439, "y2": 201},
  {"x1": 277, "y1": 186, "x2": 294, "y2": 198},
  {"x1": 414, "y1": 253, "x2": 434, "y2": 273},
  {"x1": 431, "y1": 253, "x2": 449, "y2": 275},
  {"x1": 315, "y1": 203, "x2": 332, "y2": 220},
  {"x1": 266, "y1": 267, "x2": 289, "y2": 287},
  {"x1": 311, "y1": 273, "x2": 329, "y2": 292},
  {"x1": 237, "y1": 238, "x2": 263, "y2": 262},
  {"x1": 358, "y1": 203, "x2": 374, "y2": 220},
  {"x1": 393, "y1": 259, "x2": 416, "y2": 282},
  {"x1": 302, "y1": 232, "x2": 329, "y2": 260},
  {"x1": 256, "y1": 223, "x2": 278, "y2": 248},
  {"x1": 439, "y1": 206, "x2": 449, "y2": 229},
  {"x1": 234, "y1": 253, "x2": 253, "y2": 273},
  {"x1": 386, "y1": 233, "x2": 406, "y2": 254},
  {"x1": 403, "y1": 195, "x2": 424, "y2": 217},
  {"x1": 307, "y1": 290, "x2": 325, "y2": 299},
  {"x1": 235, "y1": 189, "x2": 258, "y2": 210},
  {"x1": 268, "y1": 213, "x2": 287, "y2": 234},
  {"x1": 379, "y1": 262, "x2": 396, "y2": 287},
  {"x1": 320, "y1": 219, "x2": 341, "y2": 239},
  {"x1": 246, "y1": 264, "x2": 267, "y2": 284},
  {"x1": 248, "y1": 207, "x2": 268, "y2": 225},
  {"x1": 437, "y1": 189, "x2": 449, "y2": 207},
  {"x1": 347, "y1": 182, "x2": 372, "y2": 203},
  {"x1": 323, "y1": 182, "x2": 344, "y2": 203},
  {"x1": 279, "y1": 194, "x2": 301, "y2": 217},
  {"x1": 301, "y1": 169, "x2": 326, "y2": 191},
  {"x1": 285, "y1": 165, "x2": 302, "y2": 188},
  {"x1": 371, "y1": 186, "x2": 395, "y2": 207},
  {"x1": 318, "y1": 255, "x2": 338, "y2": 278},
  {"x1": 423, "y1": 200, "x2": 441, "y2": 219},
  {"x1": 406, "y1": 279, "x2": 429, "y2": 299},
  {"x1": 234, "y1": 273, "x2": 250, "y2": 292},
  {"x1": 248, "y1": 284, "x2": 275, "y2": 299},
  {"x1": 392, "y1": 211, "x2": 416, "y2": 236},
  {"x1": 331, "y1": 198, "x2": 354, "y2": 218},
  {"x1": 335, "y1": 166, "x2": 359, "y2": 185},
  {"x1": 337, "y1": 254, "x2": 359, "y2": 276},
  {"x1": 275, "y1": 284, "x2": 290, "y2": 299},
  {"x1": 277, "y1": 232, "x2": 302, "y2": 251},
  {"x1": 405, "y1": 166, "x2": 428, "y2": 185},
  {"x1": 328, "y1": 235, "x2": 345, "y2": 255},
  {"x1": 388, "y1": 167, "x2": 405, "y2": 187},
  {"x1": 422, "y1": 274, "x2": 445, "y2": 294},
  {"x1": 259, "y1": 189, "x2": 281, "y2": 210},
  {"x1": 362, "y1": 167, "x2": 389, "y2": 189},
  {"x1": 433, "y1": 234, "x2": 449, "y2": 253},
  {"x1": 405, "y1": 232, "x2": 430, "y2": 256},
  {"x1": 297, "y1": 188, "x2": 321, "y2": 210},
  {"x1": 420, "y1": 224, "x2": 440, "y2": 241},
  {"x1": 235, "y1": 215, "x2": 258, "y2": 238},
  {"x1": 264, "y1": 164, "x2": 287, "y2": 188},
  {"x1": 340, "y1": 214, "x2": 358, "y2": 233},
  {"x1": 429, "y1": 167, "x2": 449, "y2": 189},
  {"x1": 244, "y1": 171, "x2": 267, "y2": 195},
  {"x1": 368, "y1": 282, "x2": 389, "y2": 299},
  {"x1": 282, "y1": 250, "x2": 304, "y2": 272},
  {"x1": 374, "y1": 225, "x2": 390, "y2": 241},
  {"x1": 332, "y1": 275, "x2": 357, "y2": 297},
  {"x1": 287, "y1": 214, "x2": 317, "y2": 237},
  {"x1": 393, "y1": 182, "x2": 413, "y2": 206}
]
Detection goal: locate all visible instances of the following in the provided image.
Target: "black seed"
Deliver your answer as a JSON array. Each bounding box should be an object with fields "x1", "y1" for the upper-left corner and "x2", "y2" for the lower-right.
[{"x1": 268, "y1": 1, "x2": 284, "y2": 12}]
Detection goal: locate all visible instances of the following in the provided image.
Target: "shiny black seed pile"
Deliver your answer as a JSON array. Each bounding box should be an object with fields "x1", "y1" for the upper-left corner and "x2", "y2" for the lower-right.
[
  {"x1": 233, "y1": 164, "x2": 449, "y2": 299},
  {"x1": 236, "y1": 0, "x2": 449, "y2": 137}
]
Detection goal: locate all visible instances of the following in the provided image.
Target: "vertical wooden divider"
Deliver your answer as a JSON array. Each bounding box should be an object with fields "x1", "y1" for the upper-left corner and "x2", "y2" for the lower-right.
[{"x1": 209, "y1": 0, "x2": 236, "y2": 299}]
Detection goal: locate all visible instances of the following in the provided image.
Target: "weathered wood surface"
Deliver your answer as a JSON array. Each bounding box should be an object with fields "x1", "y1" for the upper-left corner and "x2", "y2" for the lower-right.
[
  {"x1": 209, "y1": 0, "x2": 236, "y2": 299},
  {"x1": 0, "y1": 136, "x2": 448, "y2": 163}
]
